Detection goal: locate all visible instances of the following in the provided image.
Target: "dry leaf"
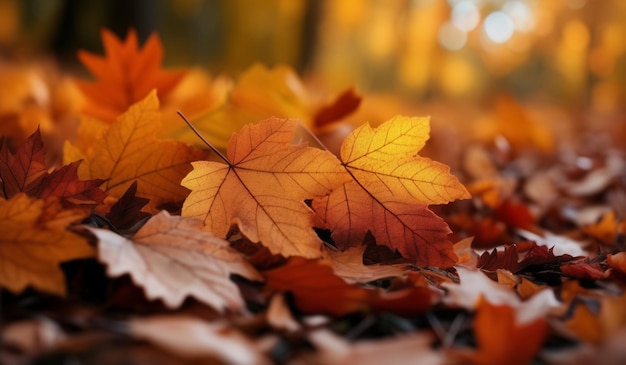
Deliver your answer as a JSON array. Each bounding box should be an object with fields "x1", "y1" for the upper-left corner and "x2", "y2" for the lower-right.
[
  {"x1": 263, "y1": 257, "x2": 433, "y2": 316},
  {"x1": 442, "y1": 267, "x2": 560, "y2": 324},
  {"x1": 0, "y1": 127, "x2": 47, "y2": 198},
  {"x1": 130, "y1": 315, "x2": 270, "y2": 364},
  {"x1": 64, "y1": 91, "x2": 206, "y2": 210},
  {"x1": 173, "y1": 64, "x2": 312, "y2": 149},
  {"x1": 0, "y1": 193, "x2": 94, "y2": 295},
  {"x1": 313, "y1": 116, "x2": 470, "y2": 267},
  {"x1": 182, "y1": 117, "x2": 345, "y2": 258},
  {"x1": 305, "y1": 330, "x2": 444, "y2": 365},
  {"x1": 326, "y1": 245, "x2": 410, "y2": 284},
  {"x1": 91, "y1": 211, "x2": 261, "y2": 311},
  {"x1": 468, "y1": 298, "x2": 548, "y2": 365}
]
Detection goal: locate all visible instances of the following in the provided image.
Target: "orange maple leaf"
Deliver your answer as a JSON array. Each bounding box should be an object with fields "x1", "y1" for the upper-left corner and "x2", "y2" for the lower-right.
[
  {"x1": 468, "y1": 298, "x2": 548, "y2": 365},
  {"x1": 76, "y1": 28, "x2": 185, "y2": 123},
  {"x1": 64, "y1": 91, "x2": 207, "y2": 211},
  {"x1": 181, "y1": 117, "x2": 346, "y2": 258},
  {"x1": 0, "y1": 193, "x2": 94, "y2": 295},
  {"x1": 313, "y1": 116, "x2": 470, "y2": 267}
]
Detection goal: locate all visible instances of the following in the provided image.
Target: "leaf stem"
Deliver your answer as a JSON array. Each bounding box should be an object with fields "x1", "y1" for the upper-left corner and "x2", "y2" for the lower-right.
[
  {"x1": 177, "y1": 111, "x2": 230, "y2": 164},
  {"x1": 296, "y1": 121, "x2": 330, "y2": 152}
]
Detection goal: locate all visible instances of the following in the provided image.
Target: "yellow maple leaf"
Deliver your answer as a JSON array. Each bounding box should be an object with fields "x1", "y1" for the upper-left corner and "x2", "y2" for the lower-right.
[
  {"x1": 181, "y1": 117, "x2": 346, "y2": 258},
  {"x1": 0, "y1": 194, "x2": 94, "y2": 295},
  {"x1": 313, "y1": 116, "x2": 470, "y2": 267},
  {"x1": 64, "y1": 91, "x2": 207, "y2": 210},
  {"x1": 171, "y1": 64, "x2": 313, "y2": 149}
]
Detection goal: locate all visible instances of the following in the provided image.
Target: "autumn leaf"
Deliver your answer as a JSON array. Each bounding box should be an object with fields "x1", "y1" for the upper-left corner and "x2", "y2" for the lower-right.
[
  {"x1": 314, "y1": 88, "x2": 362, "y2": 129},
  {"x1": 1, "y1": 128, "x2": 106, "y2": 209},
  {"x1": 76, "y1": 28, "x2": 185, "y2": 123},
  {"x1": 171, "y1": 64, "x2": 313, "y2": 149},
  {"x1": 442, "y1": 267, "x2": 560, "y2": 321},
  {"x1": 129, "y1": 315, "x2": 270, "y2": 364},
  {"x1": 313, "y1": 116, "x2": 470, "y2": 267},
  {"x1": 38, "y1": 161, "x2": 106, "y2": 208},
  {"x1": 181, "y1": 117, "x2": 346, "y2": 258},
  {"x1": 468, "y1": 298, "x2": 548, "y2": 365},
  {"x1": 91, "y1": 211, "x2": 261, "y2": 311},
  {"x1": 581, "y1": 210, "x2": 620, "y2": 245},
  {"x1": 0, "y1": 193, "x2": 94, "y2": 296},
  {"x1": 105, "y1": 181, "x2": 151, "y2": 231},
  {"x1": 477, "y1": 242, "x2": 577, "y2": 274},
  {"x1": 327, "y1": 244, "x2": 410, "y2": 284},
  {"x1": 64, "y1": 91, "x2": 207, "y2": 210},
  {"x1": 264, "y1": 257, "x2": 433, "y2": 316},
  {"x1": 0, "y1": 127, "x2": 47, "y2": 198}
]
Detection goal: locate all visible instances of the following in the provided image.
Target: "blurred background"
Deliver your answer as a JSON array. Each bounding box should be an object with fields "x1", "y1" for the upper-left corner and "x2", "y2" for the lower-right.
[{"x1": 0, "y1": 0, "x2": 624, "y2": 116}]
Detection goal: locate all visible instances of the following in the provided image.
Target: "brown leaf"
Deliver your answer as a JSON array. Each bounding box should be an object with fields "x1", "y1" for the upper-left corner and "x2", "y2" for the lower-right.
[
  {"x1": 0, "y1": 127, "x2": 47, "y2": 198},
  {"x1": 38, "y1": 161, "x2": 106, "y2": 208},
  {"x1": 105, "y1": 181, "x2": 150, "y2": 230},
  {"x1": 91, "y1": 211, "x2": 261, "y2": 311}
]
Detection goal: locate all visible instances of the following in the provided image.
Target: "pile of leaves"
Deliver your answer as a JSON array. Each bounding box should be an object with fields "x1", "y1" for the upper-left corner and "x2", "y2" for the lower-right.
[{"x1": 3, "y1": 29, "x2": 626, "y2": 365}]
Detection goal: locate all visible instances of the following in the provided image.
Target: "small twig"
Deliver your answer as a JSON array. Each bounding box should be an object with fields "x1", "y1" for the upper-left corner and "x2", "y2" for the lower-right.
[{"x1": 177, "y1": 111, "x2": 229, "y2": 164}]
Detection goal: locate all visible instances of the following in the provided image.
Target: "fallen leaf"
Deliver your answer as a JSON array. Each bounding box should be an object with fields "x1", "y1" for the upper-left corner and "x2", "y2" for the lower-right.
[
  {"x1": 130, "y1": 315, "x2": 270, "y2": 364},
  {"x1": 1, "y1": 318, "x2": 66, "y2": 356},
  {"x1": 494, "y1": 198, "x2": 535, "y2": 231},
  {"x1": 263, "y1": 257, "x2": 432, "y2": 316},
  {"x1": 1, "y1": 128, "x2": 107, "y2": 212},
  {"x1": 565, "y1": 291, "x2": 626, "y2": 344},
  {"x1": 306, "y1": 330, "x2": 444, "y2": 365},
  {"x1": 517, "y1": 228, "x2": 588, "y2": 257},
  {"x1": 473, "y1": 94, "x2": 554, "y2": 153},
  {"x1": 64, "y1": 91, "x2": 206, "y2": 210},
  {"x1": 560, "y1": 260, "x2": 607, "y2": 280},
  {"x1": 76, "y1": 28, "x2": 185, "y2": 123},
  {"x1": 0, "y1": 193, "x2": 94, "y2": 295},
  {"x1": 313, "y1": 116, "x2": 470, "y2": 267},
  {"x1": 91, "y1": 211, "x2": 261, "y2": 311},
  {"x1": 266, "y1": 293, "x2": 301, "y2": 333},
  {"x1": 104, "y1": 181, "x2": 150, "y2": 231},
  {"x1": 468, "y1": 298, "x2": 548, "y2": 365},
  {"x1": 0, "y1": 127, "x2": 47, "y2": 198},
  {"x1": 607, "y1": 252, "x2": 626, "y2": 276},
  {"x1": 173, "y1": 64, "x2": 312, "y2": 150},
  {"x1": 314, "y1": 88, "x2": 362, "y2": 129},
  {"x1": 38, "y1": 161, "x2": 106, "y2": 208},
  {"x1": 181, "y1": 117, "x2": 345, "y2": 258},
  {"x1": 477, "y1": 242, "x2": 577, "y2": 274},
  {"x1": 326, "y1": 245, "x2": 410, "y2": 284},
  {"x1": 442, "y1": 267, "x2": 560, "y2": 324},
  {"x1": 581, "y1": 210, "x2": 619, "y2": 245}
]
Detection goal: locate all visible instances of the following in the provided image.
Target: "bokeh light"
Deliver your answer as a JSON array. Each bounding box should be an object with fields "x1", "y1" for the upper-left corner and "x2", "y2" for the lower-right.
[{"x1": 484, "y1": 11, "x2": 515, "y2": 44}]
